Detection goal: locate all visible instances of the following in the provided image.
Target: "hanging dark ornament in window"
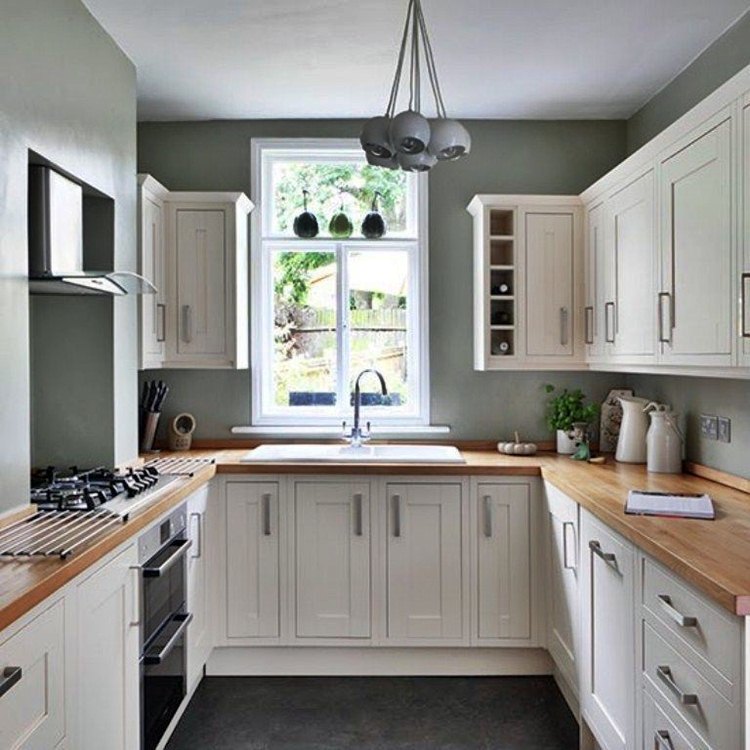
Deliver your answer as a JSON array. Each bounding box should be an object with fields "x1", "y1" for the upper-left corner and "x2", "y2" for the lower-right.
[
  {"x1": 361, "y1": 191, "x2": 387, "y2": 239},
  {"x1": 293, "y1": 189, "x2": 319, "y2": 238}
]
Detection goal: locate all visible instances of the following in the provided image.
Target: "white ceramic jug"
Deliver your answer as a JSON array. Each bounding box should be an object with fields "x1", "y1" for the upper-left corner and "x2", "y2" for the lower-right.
[
  {"x1": 615, "y1": 396, "x2": 651, "y2": 463},
  {"x1": 646, "y1": 407, "x2": 684, "y2": 474}
]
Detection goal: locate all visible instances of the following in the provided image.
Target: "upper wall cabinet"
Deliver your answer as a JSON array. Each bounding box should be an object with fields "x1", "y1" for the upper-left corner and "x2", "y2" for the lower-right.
[
  {"x1": 740, "y1": 97, "x2": 750, "y2": 367},
  {"x1": 137, "y1": 175, "x2": 253, "y2": 370},
  {"x1": 658, "y1": 113, "x2": 733, "y2": 367},
  {"x1": 468, "y1": 195, "x2": 585, "y2": 371}
]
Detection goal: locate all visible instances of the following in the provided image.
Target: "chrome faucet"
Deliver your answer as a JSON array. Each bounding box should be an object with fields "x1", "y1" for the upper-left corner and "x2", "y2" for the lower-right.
[{"x1": 342, "y1": 369, "x2": 388, "y2": 447}]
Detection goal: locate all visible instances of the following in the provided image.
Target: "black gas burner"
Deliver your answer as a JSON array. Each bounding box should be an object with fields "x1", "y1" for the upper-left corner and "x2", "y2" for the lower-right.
[{"x1": 31, "y1": 465, "x2": 161, "y2": 512}]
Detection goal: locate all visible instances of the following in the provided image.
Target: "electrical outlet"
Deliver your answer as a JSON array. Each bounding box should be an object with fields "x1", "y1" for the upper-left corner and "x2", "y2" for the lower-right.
[
  {"x1": 700, "y1": 414, "x2": 718, "y2": 440},
  {"x1": 718, "y1": 417, "x2": 732, "y2": 444}
]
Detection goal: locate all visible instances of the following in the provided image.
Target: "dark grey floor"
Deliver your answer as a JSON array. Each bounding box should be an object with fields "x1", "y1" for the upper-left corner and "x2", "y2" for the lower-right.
[{"x1": 166, "y1": 676, "x2": 578, "y2": 749}]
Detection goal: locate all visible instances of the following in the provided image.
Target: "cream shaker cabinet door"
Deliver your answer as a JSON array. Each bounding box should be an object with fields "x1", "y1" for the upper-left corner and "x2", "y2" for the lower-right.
[
  {"x1": 225, "y1": 481, "x2": 280, "y2": 639},
  {"x1": 476, "y1": 483, "x2": 531, "y2": 641},
  {"x1": 174, "y1": 209, "x2": 228, "y2": 360},
  {"x1": 543, "y1": 482, "x2": 579, "y2": 697},
  {"x1": 659, "y1": 118, "x2": 733, "y2": 365},
  {"x1": 605, "y1": 170, "x2": 657, "y2": 361},
  {"x1": 524, "y1": 212, "x2": 575, "y2": 357},
  {"x1": 386, "y1": 483, "x2": 463, "y2": 641},
  {"x1": 294, "y1": 481, "x2": 371, "y2": 639},
  {"x1": 741, "y1": 104, "x2": 750, "y2": 364},
  {"x1": 75, "y1": 544, "x2": 140, "y2": 750},
  {"x1": 139, "y1": 194, "x2": 166, "y2": 369},
  {"x1": 187, "y1": 485, "x2": 211, "y2": 684},
  {"x1": 0, "y1": 600, "x2": 65, "y2": 750},
  {"x1": 584, "y1": 202, "x2": 605, "y2": 360},
  {"x1": 580, "y1": 510, "x2": 635, "y2": 750}
]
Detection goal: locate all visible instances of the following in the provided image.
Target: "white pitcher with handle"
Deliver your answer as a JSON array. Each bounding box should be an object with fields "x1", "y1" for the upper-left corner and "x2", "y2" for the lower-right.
[
  {"x1": 615, "y1": 396, "x2": 652, "y2": 463},
  {"x1": 646, "y1": 405, "x2": 684, "y2": 474}
]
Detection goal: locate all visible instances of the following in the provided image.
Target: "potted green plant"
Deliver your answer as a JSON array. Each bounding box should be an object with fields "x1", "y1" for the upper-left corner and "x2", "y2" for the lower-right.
[{"x1": 545, "y1": 385, "x2": 599, "y2": 454}]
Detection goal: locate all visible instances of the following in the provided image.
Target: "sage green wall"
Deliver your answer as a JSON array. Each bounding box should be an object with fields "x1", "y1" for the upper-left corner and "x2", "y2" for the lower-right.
[
  {"x1": 138, "y1": 119, "x2": 628, "y2": 442},
  {"x1": 624, "y1": 8, "x2": 750, "y2": 478},
  {"x1": 627, "y1": 9, "x2": 750, "y2": 152},
  {"x1": 0, "y1": 1, "x2": 137, "y2": 512}
]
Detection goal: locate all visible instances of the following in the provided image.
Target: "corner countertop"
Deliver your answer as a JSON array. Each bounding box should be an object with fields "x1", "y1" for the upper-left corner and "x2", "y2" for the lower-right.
[{"x1": 2, "y1": 447, "x2": 750, "y2": 635}]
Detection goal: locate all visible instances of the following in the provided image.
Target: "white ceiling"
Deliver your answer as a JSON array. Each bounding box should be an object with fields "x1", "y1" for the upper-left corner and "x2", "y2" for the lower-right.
[{"x1": 82, "y1": 0, "x2": 750, "y2": 121}]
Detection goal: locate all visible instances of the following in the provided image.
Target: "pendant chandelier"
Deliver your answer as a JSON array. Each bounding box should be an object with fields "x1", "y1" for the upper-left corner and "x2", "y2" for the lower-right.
[{"x1": 360, "y1": 0, "x2": 471, "y2": 172}]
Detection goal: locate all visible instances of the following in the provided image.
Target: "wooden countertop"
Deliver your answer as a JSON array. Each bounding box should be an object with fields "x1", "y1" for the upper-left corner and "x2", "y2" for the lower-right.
[{"x1": 3, "y1": 447, "x2": 750, "y2": 634}]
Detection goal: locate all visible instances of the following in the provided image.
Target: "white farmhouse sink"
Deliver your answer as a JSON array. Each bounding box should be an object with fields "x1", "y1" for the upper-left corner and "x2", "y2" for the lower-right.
[{"x1": 241, "y1": 444, "x2": 465, "y2": 464}]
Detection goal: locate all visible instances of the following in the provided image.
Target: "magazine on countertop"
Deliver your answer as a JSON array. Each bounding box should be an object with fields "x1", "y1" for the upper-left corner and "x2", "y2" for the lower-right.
[{"x1": 625, "y1": 490, "x2": 715, "y2": 520}]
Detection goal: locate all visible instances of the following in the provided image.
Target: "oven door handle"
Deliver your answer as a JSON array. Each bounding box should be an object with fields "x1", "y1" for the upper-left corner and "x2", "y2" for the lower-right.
[
  {"x1": 142, "y1": 538, "x2": 192, "y2": 578},
  {"x1": 142, "y1": 612, "x2": 193, "y2": 665}
]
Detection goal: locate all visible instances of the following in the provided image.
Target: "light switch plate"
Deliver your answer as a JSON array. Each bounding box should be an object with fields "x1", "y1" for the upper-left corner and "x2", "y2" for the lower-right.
[
  {"x1": 700, "y1": 415, "x2": 718, "y2": 440},
  {"x1": 718, "y1": 417, "x2": 731, "y2": 444}
]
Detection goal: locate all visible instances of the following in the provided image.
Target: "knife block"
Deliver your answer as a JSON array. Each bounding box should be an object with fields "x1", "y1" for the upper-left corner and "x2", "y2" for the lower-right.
[{"x1": 139, "y1": 410, "x2": 161, "y2": 454}]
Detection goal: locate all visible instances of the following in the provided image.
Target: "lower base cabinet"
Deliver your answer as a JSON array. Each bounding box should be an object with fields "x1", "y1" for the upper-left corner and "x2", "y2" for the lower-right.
[
  {"x1": 580, "y1": 509, "x2": 636, "y2": 750},
  {"x1": 75, "y1": 543, "x2": 140, "y2": 750},
  {"x1": 0, "y1": 598, "x2": 66, "y2": 750},
  {"x1": 187, "y1": 485, "x2": 212, "y2": 686},
  {"x1": 386, "y1": 482, "x2": 464, "y2": 642}
]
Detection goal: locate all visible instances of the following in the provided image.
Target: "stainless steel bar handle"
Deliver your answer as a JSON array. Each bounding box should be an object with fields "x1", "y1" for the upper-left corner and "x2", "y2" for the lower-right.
[
  {"x1": 588, "y1": 540, "x2": 617, "y2": 566},
  {"x1": 654, "y1": 730, "x2": 674, "y2": 750},
  {"x1": 559, "y1": 307, "x2": 569, "y2": 346},
  {"x1": 190, "y1": 512, "x2": 202, "y2": 559},
  {"x1": 182, "y1": 304, "x2": 192, "y2": 343},
  {"x1": 656, "y1": 665, "x2": 698, "y2": 705},
  {"x1": 0, "y1": 666, "x2": 22, "y2": 699},
  {"x1": 604, "y1": 302, "x2": 615, "y2": 343},
  {"x1": 392, "y1": 494, "x2": 401, "y2": 538},
  {"x1": 742, "y1": 273, "x2": 750, "y2": 338},
  {"x1": 658, "y1": 292, "x2": 672, "y2": 343},
  {"x1": 262, "y1": 493, "x2": 272, "y2": 536},
  {"x1": 129, "y1": 566, "x2": 141, "y2": 628},
  {"x1": 143, "y1": 613, "x2": 193, "y2": 665},
  {"x1": 562, "y1": 521, "x2": 576, "y2": 571},
  {"x1": 483, "y1": 495, "x2": 492, "y2": 538},
  {"x1": 657, "y1": 594, "x2": 697, "y2": 628},
  {"x1": 142, "y1": 538, "x2": 193, "y2": 577},
  {"x1": 584, "y1": 306, "x2": 594, "y2": 345},
  {"x1": 353, "y1": 494, "x2": 364, "y2": 537},
  {"x1": 156, "y1": 303, "x2": 166, "y2": 343}
]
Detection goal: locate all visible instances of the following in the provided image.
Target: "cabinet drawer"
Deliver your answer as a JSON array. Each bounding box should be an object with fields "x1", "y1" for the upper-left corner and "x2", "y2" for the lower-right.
[
  {"x1": 643, "y1": 621, "x2": 741, "y2": 749},
  {"x1": 643, "y1": 686, "x2": 707, "y2": 750},
  {"x1": 642, "y1": 557, "x2": 741, "y2": 694},
  {"x1": 0, "y1": 599, "x2": 65, "y2": 750}
]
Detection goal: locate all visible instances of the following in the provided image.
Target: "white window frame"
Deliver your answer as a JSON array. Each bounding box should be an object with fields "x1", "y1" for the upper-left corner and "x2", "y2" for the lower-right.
[{"x1": 250, "y1": 138, "x2": 430, "y2": 428}]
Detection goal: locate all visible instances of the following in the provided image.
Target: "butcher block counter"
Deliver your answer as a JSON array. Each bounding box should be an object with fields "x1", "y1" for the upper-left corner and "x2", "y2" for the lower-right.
[{"x1": 3, "y1": 447, "x2": 750, "y2": 633}]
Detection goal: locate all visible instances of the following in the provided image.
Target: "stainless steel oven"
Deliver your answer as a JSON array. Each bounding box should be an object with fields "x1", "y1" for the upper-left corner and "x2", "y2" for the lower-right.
[{"x1": 137, "y1": 504, "x2": 192, "y2": 750}]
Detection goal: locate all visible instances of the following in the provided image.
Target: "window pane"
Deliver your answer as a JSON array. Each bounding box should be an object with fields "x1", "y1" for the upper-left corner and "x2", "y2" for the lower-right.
[
  {"x1": 347, "y1": 250, "x2": 409, "y2": 409},
  {"x1": 271, "y1": 160, "x2": 410, "y2": 236},
  {"x1": 272, "y1": 249, "x2": 337, "y2": 409}
]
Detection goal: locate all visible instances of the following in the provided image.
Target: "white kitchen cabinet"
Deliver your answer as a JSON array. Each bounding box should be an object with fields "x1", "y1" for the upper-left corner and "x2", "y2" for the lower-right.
[
  {"x1": 294, "y1": 480, "x2": 371, "y2": 639},
  {"x1": 580, "y1": 509, "x2": 636, "y2": 750},
  {"x1": 187, "y1": 484, "x2": 212, "y2": 687},
  {"x1": 603, "y1": 169, "x2": 657, "y2": 364},
  {"x1": 543, "y1": 482, "x2": 579, "y2": 702},
  {"x1": 658, "y1": 114, "x2": 733, "y2": 367},
  {"x1": 741, "y1": 99, "x2": 750, "y2": 366},
  {"x1": 386, "y1": 482, "x2": 465, "y2": 643},
  {"x1": 225, "y1": 480, "x2": 280, "y2": 640},
  {"x1": 74, "y1": 543, "x2": 140, "y2": 750},
  {"x1": 584, "y1": 201, "x2": 606, "y2": 360},
  {"x1": 165, "y1": 192, "x2": 251, "y2": 369},
  {"x1": 0, "y1": 599, "x2": 66, "y2": 750},
  {"x1": 525, "y1": 211, "x2": 575, "y2": 358},
  {"x1": 138, "y1": 175, "x2": 169, "y2": 370},
  {"x1": 468, "y1": 195, "x2": 584, "y2": 370},
  {"x1": 475, "y1": 482, "x2": 532, "y2": 642}
]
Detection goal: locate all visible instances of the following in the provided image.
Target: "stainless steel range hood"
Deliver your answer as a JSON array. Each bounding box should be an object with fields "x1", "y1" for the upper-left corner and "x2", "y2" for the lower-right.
[{"x1": 28, "y1": 166, "x2": 155, "y2": 296}]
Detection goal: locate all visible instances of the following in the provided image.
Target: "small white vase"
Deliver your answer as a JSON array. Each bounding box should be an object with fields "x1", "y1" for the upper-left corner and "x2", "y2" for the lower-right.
[{"x1": 556, "y1": 429, "x2": 578, "y2": 455}]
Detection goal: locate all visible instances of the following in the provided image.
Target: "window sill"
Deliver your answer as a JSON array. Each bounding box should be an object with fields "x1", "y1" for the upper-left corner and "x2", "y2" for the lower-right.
[{"x1": 231, "y1": 424, "x2": 451, "y2": 436}]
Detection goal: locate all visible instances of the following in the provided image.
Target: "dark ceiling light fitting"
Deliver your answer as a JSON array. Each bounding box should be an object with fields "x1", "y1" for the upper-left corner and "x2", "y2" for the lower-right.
[{"x1": 360, "y1": 0, "x2": 471, "y2": 173}]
